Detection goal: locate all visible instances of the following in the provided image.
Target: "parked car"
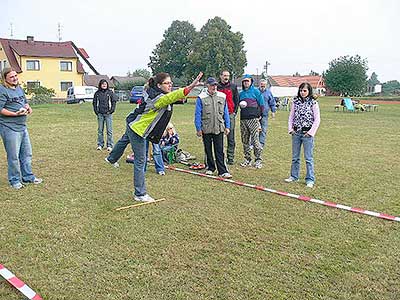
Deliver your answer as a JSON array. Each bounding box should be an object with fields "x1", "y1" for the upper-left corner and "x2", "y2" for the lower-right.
[
  {"x1": 130, "y1": 86, "x2": 144, "y2": 103},
  {"x1": 66, "y1": 86, "x2": 97, "y2": 104},
  {"x1": 115, "y1": 90, "x2": 129, "y2": 101}
]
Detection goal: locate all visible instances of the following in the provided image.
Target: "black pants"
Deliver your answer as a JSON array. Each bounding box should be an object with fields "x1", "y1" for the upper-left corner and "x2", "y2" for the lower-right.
[{"x1": 203, "y1": 132, "x2": 228, "y2": 175}]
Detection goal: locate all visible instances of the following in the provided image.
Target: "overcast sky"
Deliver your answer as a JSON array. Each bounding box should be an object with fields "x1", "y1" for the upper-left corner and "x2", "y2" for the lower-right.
[{"x1": 1, "y1": 0, "x2": 398, "y2": 82}]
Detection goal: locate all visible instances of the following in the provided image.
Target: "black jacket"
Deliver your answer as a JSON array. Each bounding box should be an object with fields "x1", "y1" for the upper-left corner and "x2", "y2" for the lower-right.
[{"x1": 93, "y1": 89, "x2": 117, "y2": 114}]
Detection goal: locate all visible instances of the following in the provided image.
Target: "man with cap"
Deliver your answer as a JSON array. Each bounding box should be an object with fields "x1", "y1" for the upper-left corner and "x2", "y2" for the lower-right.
[
  {"x1": 239, "y1": 74, "x2": 264, "y2": 169},
  {"x1": 194, "y1": 77, "x2": 232, "y2": 178},
  {"x1": 217, "y1": 70, "x2": 239, "y2": 165}
]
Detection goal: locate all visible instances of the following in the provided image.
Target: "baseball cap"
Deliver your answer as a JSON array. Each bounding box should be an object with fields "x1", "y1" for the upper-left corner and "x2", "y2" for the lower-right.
[{"x1": 206, "y1": 77, "x2": 218, "y2": 85}]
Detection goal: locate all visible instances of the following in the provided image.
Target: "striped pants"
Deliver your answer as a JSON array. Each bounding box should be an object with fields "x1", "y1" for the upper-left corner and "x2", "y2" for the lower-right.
[{"x1": 240, "y1": 118, "x2": 263, "y2": 162}]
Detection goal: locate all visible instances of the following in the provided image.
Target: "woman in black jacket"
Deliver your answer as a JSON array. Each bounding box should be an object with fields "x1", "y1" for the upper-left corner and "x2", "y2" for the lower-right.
[{"x1": 93, "y1": 79, "x2": 117, "y2": 151}]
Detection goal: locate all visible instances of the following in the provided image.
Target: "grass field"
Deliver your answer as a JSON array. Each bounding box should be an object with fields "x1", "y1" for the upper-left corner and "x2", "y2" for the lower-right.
[{"x1": 1, "y1": 97, "x2": 399, "y2": 300}]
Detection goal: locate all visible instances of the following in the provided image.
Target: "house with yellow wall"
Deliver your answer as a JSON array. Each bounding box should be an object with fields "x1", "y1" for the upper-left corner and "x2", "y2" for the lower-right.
[{"x1": 0, "y1": 36, "x2": 99, "y2": 98}]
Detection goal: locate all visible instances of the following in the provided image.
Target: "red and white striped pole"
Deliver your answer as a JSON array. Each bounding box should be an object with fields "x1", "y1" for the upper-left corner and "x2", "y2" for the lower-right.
[
  {"x1": 167, "y1": 166, "x2": 400, "y2": 222},
  {"x1": 0, "y1": 264, "x2": 42, "y2": 300}
]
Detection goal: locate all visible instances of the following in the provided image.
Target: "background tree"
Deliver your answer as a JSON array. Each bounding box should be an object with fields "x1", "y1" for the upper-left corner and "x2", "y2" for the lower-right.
[
  {"x1": 382, "y1": 80, "x2": 400, "y2": 95},
  {"x1": 131, "y1": 68, "x2": 152, "y2": 80},
  {"x1": 309, "y1": 70, "x2": 320, "y2": 76},
  {"x1": 368, "y1": 72, "x2": 380, "y2": 86},
  {"x1": 148, "y1": 20, "x2": 197, "y2": 81},
  {"x1": 324, "y1": 55, "x2": 368, "y2": 96},
  {"x1": 185, "y1": 17, "x2": 247, "y2": 82}
]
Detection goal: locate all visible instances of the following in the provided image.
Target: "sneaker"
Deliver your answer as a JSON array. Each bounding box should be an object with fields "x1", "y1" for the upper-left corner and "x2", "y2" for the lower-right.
[
  {"x1": 33, "y1": 178, "x2": 43, "y2": 184},
  {"x1": 254, "y1": 161, "x2": 262, "y2": 169},
  {"x1": 105, "y1": 157, "x2": 120, "y2": 168},
  {"x1": 106, "y1": 147, "x2": 113, "y2": 152},
  {"x1": 11, "y1": 182, "x2": 24, "y2": 190},
  {"x1": 306, "y1": 182, "x2": 314, "y2": 188},
  {"x1": 205, "y1": 170, "x2": 214, "y2": 175},
  {"x1": 158, "y1": 171, "x2": 166, "y2": 176},
  {"x1": 96, "y1": 146, "x2": 102, "y2": 150},
  {"x1": 134, "y1": 194, "x2": 155, "y2": 202},
  {"x1": 284, "y1": 177, "x2": 298, "y2": 183},
  {"x1": 240, "y1": 159, "x2": 251, "y2": 167},
  {"x1": 219, "y1": 173, "x2": 232, "y2": 179}
]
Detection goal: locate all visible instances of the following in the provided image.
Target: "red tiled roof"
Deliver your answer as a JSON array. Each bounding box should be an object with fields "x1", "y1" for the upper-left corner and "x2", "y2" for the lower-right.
[
  {"x1": 78, "y1": 48, "x2": 89, "y2": 59},
  {"x1": 269, "y1": 75, "x2": 325, "y2": 88},
  {"x1": 0, "y1": 37, "x2": 84, "y2": 73}
]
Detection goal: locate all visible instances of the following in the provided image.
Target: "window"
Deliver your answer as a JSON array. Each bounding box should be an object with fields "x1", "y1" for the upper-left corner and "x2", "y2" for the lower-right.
[
  {"x1": 60, "y1": 81, "x2": 73, "y2": 91},
  {"x1": 26, "y1": 60, "x2": 40, "y2": 70},
  {"x1": 60, "y1": 61, "x2": 72, "y2": 71},
  {"x1": 26, "y1": 81, "x2": 40, "y2": 90}
]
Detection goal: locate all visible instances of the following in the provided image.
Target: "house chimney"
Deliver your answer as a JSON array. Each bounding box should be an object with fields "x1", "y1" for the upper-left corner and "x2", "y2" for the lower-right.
[{"x1": 27, "y1": 36, "x2": 34, "y2": 44}]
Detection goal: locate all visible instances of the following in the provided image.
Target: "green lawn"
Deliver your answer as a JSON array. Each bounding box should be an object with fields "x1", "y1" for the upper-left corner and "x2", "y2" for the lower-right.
[{"x1": 1, "y1": 98, "x2": 399, "y2": 300}]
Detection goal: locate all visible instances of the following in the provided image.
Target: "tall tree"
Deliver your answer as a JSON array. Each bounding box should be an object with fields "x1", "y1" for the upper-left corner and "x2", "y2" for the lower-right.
[
  {"x1": 324, "y1": 55, "x2": 368, "y2": 96},
  {"x1": 185, "y1": 17, "x2": 247, "y2": 81},
  {"x1": 148, "y1": 20, "x2": 197, "y2": 79}
]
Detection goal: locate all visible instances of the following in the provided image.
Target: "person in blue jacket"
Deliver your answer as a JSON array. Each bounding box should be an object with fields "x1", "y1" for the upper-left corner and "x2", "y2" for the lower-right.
[
  {"x1": 258, "y1": 79, "x2": 276, "y2": 148},
  {"x1": 195, "y1": 77, "x2": 232, "y2": 178},
  {"x1": 239, "y1": 74, "x2": 264, "y2": 169}
]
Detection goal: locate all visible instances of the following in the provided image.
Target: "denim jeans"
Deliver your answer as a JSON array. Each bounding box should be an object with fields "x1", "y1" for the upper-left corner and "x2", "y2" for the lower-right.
[
  {"x1": 259, "y1": 114, "x2": 268, "y2": 147},
  {"x1": 290, "y1": 132, "x2": 315, "y2": 183},
  {"x1": 97, "y1": 114, "x2": 113, "y2": 148},
  {"x1": 126, "y1": 126, "x2": 147, "y2": 196},
  {"x1": 145, "y1": 141, "x2": 164, "y2": 173},
  {"x1": 0, "y1": 125, "x2": 36, "y2": 185},
  {"x1": 226, "y1": 113, "x2": 236, "y2": 162},
  {"x1": 107, "y1": 130, "x2": 130, "y2": 163}
]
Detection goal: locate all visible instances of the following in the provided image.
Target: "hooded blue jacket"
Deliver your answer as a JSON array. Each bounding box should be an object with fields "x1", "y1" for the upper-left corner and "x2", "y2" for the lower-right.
[{"x1": 239, "y1": 74, "x2": 264, "y2": 120}]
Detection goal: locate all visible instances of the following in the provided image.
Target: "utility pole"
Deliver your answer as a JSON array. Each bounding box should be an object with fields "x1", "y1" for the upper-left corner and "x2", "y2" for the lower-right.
[
  {"x1": 57, "y1": 22, "x2": 62, "y2": 42},
  {"x1": 9, "y1": 23, "x2": 13, "y2": 37},
  {"x1": 264, "y1": 60, "x2": 270, "y2": 76}
]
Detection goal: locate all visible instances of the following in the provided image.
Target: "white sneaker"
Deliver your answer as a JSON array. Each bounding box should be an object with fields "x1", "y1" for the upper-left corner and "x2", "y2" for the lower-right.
[
  {"x1": 205, "y1": 170, "x2": 214, "y2": 175},
  {"x1": 254, "y1": 161, "x2": 262, "y2": 169},
  {"x1": 219, "y1": 173, "x2": 232, "y2": 179},
  {"x1": 11, "y1": 182, "x2": 24, "y2": 190},
  {"x1": 105, "y1": 157, "x2": 120, "y2": 168},
  {"x1": 107, "y1": 147, "x2": 113, "y2": 152},
  {"x1": 284, "y1": 177, "x2": 298, "y2": 183},
  {"x1": 306, "y1": 182, "x2": 314, "y2": 188},
  {"x1": 134, "y1": 194, "x2": 155, "y2": 202},
  {"x1": 96, "y1": 146, "x2": 102, "y2": 150},
  {"x1": 240, "y1": 159, "x2": 251, "y2": 167},
  {"x1": 158, "y1": 171, "x2": 166, "y2": 176},
  {"x1": 33, "y1": 177, "x2": 43, "y2": 184}
]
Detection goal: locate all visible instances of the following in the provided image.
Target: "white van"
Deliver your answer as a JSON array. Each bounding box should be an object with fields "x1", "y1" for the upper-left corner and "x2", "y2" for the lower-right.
[{"x1": 66, "y1": 86, "x2": 98, "y2": 104}]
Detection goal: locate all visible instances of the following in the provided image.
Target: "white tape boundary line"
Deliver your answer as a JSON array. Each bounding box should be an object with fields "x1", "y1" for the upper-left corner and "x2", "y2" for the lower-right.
[
  {"x1": 166, "y1": 165, "x2": 400, "y2": 222},
  {"x1": 0, "y1": 264, "x2": 42, "y2": 300}
]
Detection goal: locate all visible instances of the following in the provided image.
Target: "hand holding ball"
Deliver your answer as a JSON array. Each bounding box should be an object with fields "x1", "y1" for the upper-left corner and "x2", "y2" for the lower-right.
[{"x1": 239, "y1": 101, "x2": 247, "y2": 108}]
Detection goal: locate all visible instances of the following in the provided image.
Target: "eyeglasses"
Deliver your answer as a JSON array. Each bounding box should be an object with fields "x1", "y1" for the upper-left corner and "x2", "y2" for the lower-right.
[
  {"x1": 161, "y1": 81, "x2": 173, "y2": 85},
  {"x1": 300, "y1": 89, "x2": 308, "y2": 92}
]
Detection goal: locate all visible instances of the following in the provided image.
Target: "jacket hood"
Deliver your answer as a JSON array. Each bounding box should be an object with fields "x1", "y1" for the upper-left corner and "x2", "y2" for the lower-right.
[
  {"x1": 241, "y1": 74, "x2": 254, "y2": 90},
  {"x1": 146, "y1": 86, "x2": 165, "y2": 100}
]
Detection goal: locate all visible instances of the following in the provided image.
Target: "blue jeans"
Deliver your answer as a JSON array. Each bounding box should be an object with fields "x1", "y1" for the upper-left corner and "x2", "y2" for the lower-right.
[
  {"x1": 0, "y1": 125, "x2": 36, "y2": 185},
  {"x1": 145, "y1": 141, "x2": 164, "y2": 173},
  {"x1": 290, "y1": 132, "x2": 315, "y2": 183},
  {"x1": 259, "y1": 114, "x2": 268, "y2": 147},
  {"x1": 97, "y1": 114, "x2": 113, "y2": 148},
  {"x1": 107, "y1": 130, "x2": 130, "y2": 163},
  {"x1": 126, "y1": 126, "x2": 147, "y2": 196}
]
